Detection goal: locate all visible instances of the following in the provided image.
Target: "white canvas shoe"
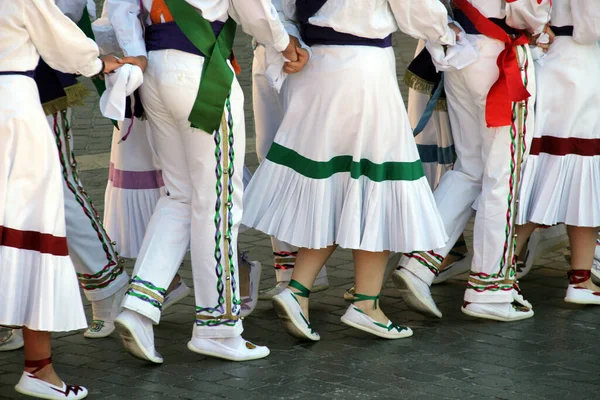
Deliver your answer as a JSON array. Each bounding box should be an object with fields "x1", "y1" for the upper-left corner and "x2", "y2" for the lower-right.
[
  {"x1": 115, "y1": 309, "x2": 163, "y2": 364},
  {"x1": 84, "y1": 284, "x2": 128, "y2": 339},
  {"x1": 432, "y1": 254, "x2": 472, "y2": 284},
  {"x1": 512, "y1": 283, "x2": 533, "y2": 309},
  {"x1": 341, "y1": 305, "x2": 413, "y2": 339},
  {"x1": 0, "y1": 329, "x2": 24, "y2": 352},
  {"x1": 241, "y1": 261, "x2": 262, "y2": 318},
  {"x1": 15, "y1": 372, "x2": 88, "y2": 400},
  {"x1": 272, "y1": 286, "x2": 320, "y2": 341},
  {"x1": 461, "y1": 302, "x2": 534, "y2": 322},
  {"x1": 392, "y1": 268, "x2": 442, "y2": 318},
  {"x1": 564, "y1": 270, "x2": 600, "y2": 305},
  {"x1": 162, "y1": 278, "x2": 191, "y2": 312},
  {"x1": 188, "y1": 334, "x2": 270, "y2": 362}
]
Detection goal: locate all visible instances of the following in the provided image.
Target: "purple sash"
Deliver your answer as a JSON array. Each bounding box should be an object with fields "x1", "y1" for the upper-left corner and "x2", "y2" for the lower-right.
[
  {"x1": 145, "y1": 21, "x2": 225, "y2": 56},
  {"x1": 296, "y1": 0, "x2": 391, "y2": 48}
]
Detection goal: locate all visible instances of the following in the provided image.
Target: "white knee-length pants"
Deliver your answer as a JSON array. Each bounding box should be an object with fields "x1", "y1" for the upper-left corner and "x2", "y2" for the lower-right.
[
  {"x1": 122, "y1": 49, "x2": 245, "y2": 338},
  {"x1": 48, "y1": 109, "x2": 128, "y2": 302},
  {"x1": 404, "y1": 36, "x2": 536, "y2": 304}
]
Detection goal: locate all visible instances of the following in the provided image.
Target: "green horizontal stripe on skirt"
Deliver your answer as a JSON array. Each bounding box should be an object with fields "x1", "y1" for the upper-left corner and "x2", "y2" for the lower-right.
[{"x1": 266, "y1": 142, "x2": 425, "y2": 182}]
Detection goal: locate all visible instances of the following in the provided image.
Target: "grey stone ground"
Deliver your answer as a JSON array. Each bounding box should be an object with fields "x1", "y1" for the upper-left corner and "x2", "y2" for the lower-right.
[{"x1": 2, "y1": 25, "x2": 600, "y2": 400}]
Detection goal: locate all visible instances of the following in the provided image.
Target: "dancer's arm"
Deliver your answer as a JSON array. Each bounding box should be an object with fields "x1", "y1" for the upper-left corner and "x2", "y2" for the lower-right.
[
  {"x1": 24, "y1": 0, "x2": 119, "y2": 76},
  {"x1": 388, "y1": 0, "x2": 457, "y2": 46}
]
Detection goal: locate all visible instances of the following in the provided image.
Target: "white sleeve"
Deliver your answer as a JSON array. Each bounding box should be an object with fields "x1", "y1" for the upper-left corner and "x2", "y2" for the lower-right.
[
  {"x1": 106, "y1": 0, "x2": 147, "y2": 57},
  {"x1": 228, "y1": 0, "x2": 290, "y2": 52},
  {"x1": 387, "y1": 0, "x2": 456, "y2": 46},
  {"x1": 571, "y1": 0, "x2": 600, "y2": 45},
  {"x1": 24, "y1": 0, "x2": 102, "y2": 77},
  {"x1": 505, "y1": 0, "x2": 552, "y2": 35},
  {"x1": 54, "y1": 0, "x2": 88, "y2": 22}
]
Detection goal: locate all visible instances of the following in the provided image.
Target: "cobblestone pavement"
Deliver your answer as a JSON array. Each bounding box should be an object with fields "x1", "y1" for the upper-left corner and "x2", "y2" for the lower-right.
[{"x1": 2, "y1": 28, "x2": 600, "y2": 400}]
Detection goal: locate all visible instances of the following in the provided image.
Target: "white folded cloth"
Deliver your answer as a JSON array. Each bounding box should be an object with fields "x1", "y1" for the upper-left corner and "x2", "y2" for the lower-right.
[
  {"x1": 427, "y1": 32, "x2": 479, "y2": 72},
  {"x1": 100, "y1": 64, "x2": 144, "y2": 121}
]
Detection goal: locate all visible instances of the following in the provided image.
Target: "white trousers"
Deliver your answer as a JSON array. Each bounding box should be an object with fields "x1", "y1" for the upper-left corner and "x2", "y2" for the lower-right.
[
  {"x1": 48, "y1": 109, "x2": 128, "y2": 302},
  {"x1": 122, "y1": 50, "x2": 245, "y2": 338},
  {"x1": 404, "y1": 37, "x2": 536, "y2": 303},
  {"x1": 252, "y1": 44, "x2": 298, "y2": 282}
]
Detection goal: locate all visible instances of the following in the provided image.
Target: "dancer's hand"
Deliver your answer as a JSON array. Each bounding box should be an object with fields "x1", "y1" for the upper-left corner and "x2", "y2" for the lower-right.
[
  {"x1": 282, "y1": 35, "x2": 301, "y2": 62},
  {"x1": 449, "y1": 22, "x2": 462, "y2": 40},
  {"x1": 101, "y1": 55, "x2": 122, "y2": 74},
  {"x1": 284, "y1": 47, "x2": 310, "y2": 74},
  {"x1": 118, "y1": 55, "x2": 148, "y2": 72}
]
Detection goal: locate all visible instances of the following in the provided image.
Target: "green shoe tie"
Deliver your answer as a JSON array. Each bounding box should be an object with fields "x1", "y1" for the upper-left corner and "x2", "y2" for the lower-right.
[
  {"x1": 288, "y1": 279, "x2": 315, "y2": 334},
  {"x1": 351, "y1": 293, "x2": 380, "y2": 310},
  {"x1": 288, "y1": 279, "x2": 311, "y2": 298}
]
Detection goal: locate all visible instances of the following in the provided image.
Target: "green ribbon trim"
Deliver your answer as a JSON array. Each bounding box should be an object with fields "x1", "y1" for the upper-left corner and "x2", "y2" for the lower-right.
[
  {"x1": 266, "y1": 142, "x2": 426, "y2": 182},
  {"x1": 77, "y1": 8, "x2": 119, "y2": 128},
  {"x1": 352, "y1": 293, "x2": 380, "y2": 310},
  {"x1": 289, "y1": 279, "x2": 311, "y2": 298},
  {"x1": 164, "y1": 0, "x2": 236, "y2": 133}
]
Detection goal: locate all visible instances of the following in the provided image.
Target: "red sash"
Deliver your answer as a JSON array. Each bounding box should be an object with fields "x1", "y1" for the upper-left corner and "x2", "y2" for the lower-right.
[{"x1": 453, "y1": 0, "x2": 531, "y2": 128}]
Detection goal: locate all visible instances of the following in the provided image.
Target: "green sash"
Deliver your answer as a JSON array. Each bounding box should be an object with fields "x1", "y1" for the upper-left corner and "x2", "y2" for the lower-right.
[
  {"x1": 164, "y1": 0, "x2": 237, "y2": 133},
  {"x1": 77, "y1": 8, "x2": 119, "y2": 128}
]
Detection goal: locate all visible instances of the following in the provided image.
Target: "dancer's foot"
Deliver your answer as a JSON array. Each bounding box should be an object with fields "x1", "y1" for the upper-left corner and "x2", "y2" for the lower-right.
[
  {"x1": 0, "y1": 329, "x2": 24, "y2": 351},
  {"x1": 84, "y1": 284, "x2": 128, "y2": 338},
  {"x1": 392, "y1": 268, "x2": 442, "y2": 318},
  {"x1": 15, "y1": 358, "x2": 88, "y2": 399},
  {"x1": 188, "y1": 334, "x2": 269, "y2": 361},
  {"x1": 565, "y1": 270, "x2": 600, "y2": 305},
  {"x1": 341, "y1": 293, "x2": 413, "y2": 339},
  {"x1": 461, "y1": 301, "x2": 534, "y2": 322},
  {"x1": 163, "y1": 275, "x2": 191, "y2": 311},
  {"x1": 272, "y1": 280, "x2": 319, "y2": 341},
  {"x1": 115, "y1": 309, "x2": 163, "y2": 364}
]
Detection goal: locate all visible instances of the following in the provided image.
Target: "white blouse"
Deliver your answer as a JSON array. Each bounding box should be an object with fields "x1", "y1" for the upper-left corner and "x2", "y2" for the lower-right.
[
  {"x1": 0, "y1": 0, "x2": 102, "y2": 77},
  {"x1": 569, "y1": 0, "x2": 600, "y2": 44},
  {"x1": 281, "y1": 0, "x2": 457, "y2": 46},
  {"x1": 106, "y1": 0, "x2": 291, "y2": 58}
]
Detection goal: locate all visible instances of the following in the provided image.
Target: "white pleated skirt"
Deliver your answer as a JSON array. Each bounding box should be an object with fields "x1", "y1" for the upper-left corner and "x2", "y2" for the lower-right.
[
  {"x1": 242, "y1": 45, "x2": 448, "y2": 252},
  {"x1": 103, "y1": 118, "x2": 164, "y2": 258},
  {"x1": 518, "y1": 37, "x2": 600, "y2": 227},
  {"x1": 0, "y1": 75, "x2": 86, "y2": 332}
]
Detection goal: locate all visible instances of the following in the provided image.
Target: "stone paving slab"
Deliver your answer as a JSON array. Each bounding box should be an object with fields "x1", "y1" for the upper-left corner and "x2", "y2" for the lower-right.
[{"x1": 2, "y1": 21, "x2": 600, "y2": 400}]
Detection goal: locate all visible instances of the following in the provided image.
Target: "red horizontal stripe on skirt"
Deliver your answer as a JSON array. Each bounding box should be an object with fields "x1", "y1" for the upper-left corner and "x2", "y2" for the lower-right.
[
  {"x1": 0, "y1": 225, "x2": 69, "y2": 256},
  {"x1": 530, "y1": 136, "x2": 600, "y2": 156}
]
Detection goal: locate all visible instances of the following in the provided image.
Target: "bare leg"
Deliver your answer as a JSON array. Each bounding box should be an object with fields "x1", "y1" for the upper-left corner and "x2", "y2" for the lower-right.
[
  {"x1": 515, "y1": 223, "x2": 538, "y2": 256},
  {"x1": 166, "y1": 274, "x2": 182, "y2": 294},
  {"x1": 22, "y1": 328, "x2": 62, "y2": 386},
  {"x1": 353, "y1": 250, "x2": 390, "y2": 325},
  {"x1": 567, "y1": 225, "x2": 600, "y2": 292},
  {"x1": 289, "y1": 245, "x2": 337, "y2": 318}
]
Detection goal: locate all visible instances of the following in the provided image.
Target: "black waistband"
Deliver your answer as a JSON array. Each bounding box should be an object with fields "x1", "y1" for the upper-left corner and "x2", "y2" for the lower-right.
[
  {"x1": 453, "y1": 9, "x2": 520, "y2": 36},
  {"x1": 301, "y1": 23, "x2": 392, "y2": 48},
  {"x1": 34, "y1": 59, "x2": 79, "y2": 104},
  {"x1": 0, "y1": 70, "x2": 35, "y2": 79},
  {"x1": 550, "y1": 25, "x2": 574, "y2": 37},
  {"x1": 145, "y1": 21, "x2": 225, "y2": 56}
]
